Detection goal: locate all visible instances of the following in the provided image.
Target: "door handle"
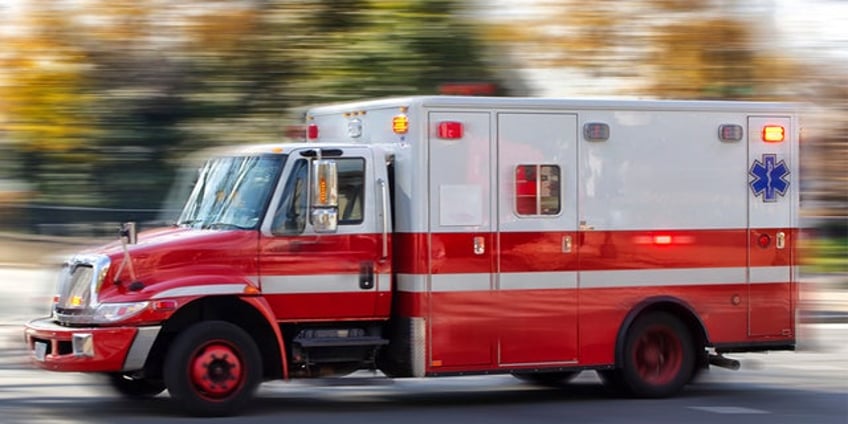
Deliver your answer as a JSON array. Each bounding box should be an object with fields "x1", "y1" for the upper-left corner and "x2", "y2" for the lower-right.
[{"x1": 359, "y1": 262, "x2": 375, "y2": 290}]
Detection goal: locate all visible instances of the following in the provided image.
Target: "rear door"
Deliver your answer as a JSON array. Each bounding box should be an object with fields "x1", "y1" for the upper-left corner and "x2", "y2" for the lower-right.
[{"x1": 747, "y1": 116, "x2": 794, "y2": 337}]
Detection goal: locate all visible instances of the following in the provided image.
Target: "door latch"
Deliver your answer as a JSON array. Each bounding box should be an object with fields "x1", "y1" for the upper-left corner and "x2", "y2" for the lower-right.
[
  {"x1": 562, "y1": 235, "x2": 573, "y2": 253},
  {"x1": 776, "y1": 232, "x2": 786, "y2": 249},
  {"x1": 473, "y1": 236, "x2": 485, "y2": 255}
]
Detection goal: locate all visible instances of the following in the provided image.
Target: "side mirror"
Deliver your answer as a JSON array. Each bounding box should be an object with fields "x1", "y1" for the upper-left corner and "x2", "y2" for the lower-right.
[
  {"x1": 120, "y1": 222, "x2": 138, "y2": 245},
  {"x1": 311, "y1": 209, "x2": 338, "y2": 233},
  {"x1": 311, "y1": 160, "x2": 338, "y2": 208},
  {"x1": 310, "y1": 159, "x2": 339, "y2": 233}
]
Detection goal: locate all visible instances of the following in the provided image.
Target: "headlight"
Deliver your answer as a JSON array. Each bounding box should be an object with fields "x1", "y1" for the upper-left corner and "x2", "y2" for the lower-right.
[{"x1": 92, "y1": 302, "x2": 150, "y2": 324}]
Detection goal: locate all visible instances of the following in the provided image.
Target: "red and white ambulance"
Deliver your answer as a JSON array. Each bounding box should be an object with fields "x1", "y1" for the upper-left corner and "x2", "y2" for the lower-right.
[{"x1": 25, "y1": 96, "x2": 800, "y2": 415}]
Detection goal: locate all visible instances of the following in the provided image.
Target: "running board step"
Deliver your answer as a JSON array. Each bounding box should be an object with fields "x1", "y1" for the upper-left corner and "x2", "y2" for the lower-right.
[{"x1": 294, "y1": 336, "x2": 389, "y2": 348}]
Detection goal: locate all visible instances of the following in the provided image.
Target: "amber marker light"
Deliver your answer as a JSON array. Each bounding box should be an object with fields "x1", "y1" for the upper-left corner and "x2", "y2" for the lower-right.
[{"x1": 762, "y1": 125, "x2": 785, "y2": 142}]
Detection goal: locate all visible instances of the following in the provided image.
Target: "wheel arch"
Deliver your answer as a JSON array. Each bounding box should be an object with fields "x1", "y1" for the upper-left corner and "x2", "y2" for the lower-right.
[
  {"x1": 144, "y1": 295, "x2": 285, "y2": 381},
  {"x1": 613, "y1": 296, "x2": 710, "y2": 367}
]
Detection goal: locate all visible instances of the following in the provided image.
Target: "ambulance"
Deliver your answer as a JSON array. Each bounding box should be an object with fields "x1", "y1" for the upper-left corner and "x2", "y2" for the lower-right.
[{"x1": 25, "y1": 96, "x2": 800, "y2": 416}]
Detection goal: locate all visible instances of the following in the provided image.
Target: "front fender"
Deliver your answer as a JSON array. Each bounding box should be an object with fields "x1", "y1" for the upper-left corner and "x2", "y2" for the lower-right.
[{"x1": 240, "y1": 296, "x2": 289, "y2": 380}]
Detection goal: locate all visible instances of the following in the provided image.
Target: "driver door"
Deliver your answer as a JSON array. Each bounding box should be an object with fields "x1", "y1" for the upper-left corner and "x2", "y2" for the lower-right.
[{"x1": 258, "y1": 147, "x2": 388, "y2": 321}]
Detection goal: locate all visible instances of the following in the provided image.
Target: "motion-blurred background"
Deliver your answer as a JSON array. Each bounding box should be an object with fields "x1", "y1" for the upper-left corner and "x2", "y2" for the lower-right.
[{"x1": 0, "y1": 0, "x2": 844, "y2": 275}]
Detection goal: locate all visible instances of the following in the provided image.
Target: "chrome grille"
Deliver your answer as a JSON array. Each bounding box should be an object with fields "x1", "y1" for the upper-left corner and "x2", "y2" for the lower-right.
[
  {"x1": 53, "y1": 255, "x2": 111, "y2": 324},
  {"x1": 57, "y1": 265, "x2": 94, "y2": 310}
]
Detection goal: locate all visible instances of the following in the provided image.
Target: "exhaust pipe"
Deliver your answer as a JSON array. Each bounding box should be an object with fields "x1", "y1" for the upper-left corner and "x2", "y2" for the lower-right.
[{"x1": 709, "y1": 353, "x2": 741, "y2": 370}]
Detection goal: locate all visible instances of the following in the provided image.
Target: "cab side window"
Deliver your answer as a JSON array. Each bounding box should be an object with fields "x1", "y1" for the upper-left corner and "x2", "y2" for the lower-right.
[
  {"x1": 272, "y1": 159, "x2": 308, "y2": 234},
  {"x1": 272, "y1": 157, "x2": 365, "y2": 234},
  {"x1": 337, "y1": 158, "x2": 365, "y2": 225}
]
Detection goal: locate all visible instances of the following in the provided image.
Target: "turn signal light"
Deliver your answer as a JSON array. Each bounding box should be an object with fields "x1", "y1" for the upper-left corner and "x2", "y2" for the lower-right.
[{"x1": 392, "y1": 114, "x2": 409, "y2": 134}]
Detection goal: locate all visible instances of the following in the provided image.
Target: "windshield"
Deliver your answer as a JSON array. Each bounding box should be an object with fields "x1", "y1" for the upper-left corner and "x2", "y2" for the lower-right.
[{"x1": 177, "y1": 154, "x2": 286, "y2": 230}]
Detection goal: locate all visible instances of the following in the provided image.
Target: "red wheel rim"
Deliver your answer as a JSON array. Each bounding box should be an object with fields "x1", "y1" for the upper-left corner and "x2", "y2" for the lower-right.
[
  {"x1": 189, "y1": 340, "x2": 245, "y2": 400},
  {"x1": 632, "y1": 325, "x2": 683, "y2": 385}
]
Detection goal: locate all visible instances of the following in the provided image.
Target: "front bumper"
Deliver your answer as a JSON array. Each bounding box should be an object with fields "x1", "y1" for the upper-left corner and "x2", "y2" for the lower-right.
[{"x1": 24, "y1": 317, "x2": 160, "y2": 373}]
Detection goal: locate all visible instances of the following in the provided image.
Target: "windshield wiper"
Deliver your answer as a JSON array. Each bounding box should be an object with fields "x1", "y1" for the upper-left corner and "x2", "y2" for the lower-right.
[
  {"x1": 176, "y1": 219, "x2": 202, "y2": 227},
  {"x1": 204, "y1": 222, "x2": 252, "y2": 230}
]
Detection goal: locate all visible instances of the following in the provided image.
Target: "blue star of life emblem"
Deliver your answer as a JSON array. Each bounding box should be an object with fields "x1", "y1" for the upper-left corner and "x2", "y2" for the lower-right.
[{"x1": 749, "y1": 154, "x2": 790, "y2": 202}]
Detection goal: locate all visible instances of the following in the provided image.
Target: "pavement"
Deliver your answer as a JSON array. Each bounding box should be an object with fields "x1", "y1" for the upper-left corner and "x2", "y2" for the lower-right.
[{"x1": 1, "y1": 231, "x2": 846, "y2": 322}]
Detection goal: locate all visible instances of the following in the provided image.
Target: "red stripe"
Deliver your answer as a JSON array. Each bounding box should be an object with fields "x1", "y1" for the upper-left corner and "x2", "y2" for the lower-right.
[
  {"x1": 395, "y1": 228, "x2": 798, "y2": 274},
  {"x1": 415, "y1": 282, "x2": 794, "y2": 373}
]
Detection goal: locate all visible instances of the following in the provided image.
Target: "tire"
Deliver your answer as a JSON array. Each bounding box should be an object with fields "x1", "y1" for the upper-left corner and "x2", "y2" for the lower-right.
[
  {"x1": 106, "y1": 373, "x2": 166, "y2": 398},
  {"x1": 164, "y1": 321, "x2": 262, "y2": 417},
  {"x1": 512, "y1": 371, "x2": 579, "y2": 387},
  {"x1": 613, "y1": 312, "x2": 695, "y2": 398}
]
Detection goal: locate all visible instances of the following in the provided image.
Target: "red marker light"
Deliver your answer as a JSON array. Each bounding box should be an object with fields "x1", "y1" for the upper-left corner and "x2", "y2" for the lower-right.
[
  {"x1": 438, "y1": 121, "x2": 463, "y2": 139},
  {"x1": 653, "y1": 235, "x2": 673, "y2": 245},
  {"x1": 762, "y1": 125, "x2": 785, "y2": 142},
  {"x1": 152, "y1": 300, "x2": 177, "y2": 312},
  {"x1": 758, "y1": 234, "x2": 771, "y2": 249},
  {"x1": 307, "y1": 123, "x2": 319, "y2": 140}
]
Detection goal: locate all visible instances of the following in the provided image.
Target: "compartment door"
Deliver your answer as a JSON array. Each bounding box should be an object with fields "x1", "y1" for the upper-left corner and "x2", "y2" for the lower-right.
[{"x1": 427, "y1": 111, "x2": 496, "y2": 369}]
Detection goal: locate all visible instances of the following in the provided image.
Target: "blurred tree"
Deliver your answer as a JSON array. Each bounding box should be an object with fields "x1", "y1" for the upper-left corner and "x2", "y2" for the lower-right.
[
  {"x1": 482, "y1": 0, "x2": 799, "y2": 100},
  {"x1": 0, "y1": 0, "x2": 506, "y2": 219},
  {"x1": 290, "y1": 0, "x2": 505, "y2": 103},
  {"x1": 0, "y1": 6, "x2": 99, "y2": 205}
]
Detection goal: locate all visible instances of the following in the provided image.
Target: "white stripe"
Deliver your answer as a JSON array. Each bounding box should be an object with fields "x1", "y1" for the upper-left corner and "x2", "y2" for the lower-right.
[
  {"x1": 152, "y1": 284, "x2": 247, "y2": 299},
  {"x1": 397, "y1": 267, "x2": 790, "y2": 293},
  {"x1": 431, "y1": 273, "x2": 491, "y2": 292},
  {"x1": 377, "y1": 273, "x2": 392, "y2": 292},
  {"x1": 499, "y1": 272, "x2": 577, "y2": 290},
  {"x1": 750, "y1": 266, "x2": 790, "y2": 284},
  {"x1": 261, "y1": 274, "x2": 390, "y2": 294},
  {"x1": 397, "y1": 274, "x2": 427, "y2": 293},
  {"x1": 580, "y1": 267, "x2": 746, "y2": 289}
]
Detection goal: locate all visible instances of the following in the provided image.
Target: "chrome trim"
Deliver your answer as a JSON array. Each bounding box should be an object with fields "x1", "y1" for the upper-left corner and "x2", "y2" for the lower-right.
[
  {"x1": 122, "y1": 326, "x2": 162, "y2": 371},
  {"x1": 378, "y1": 178, "x2": 389, "y2": 259},
  {"x1": 151, "y1": 284, "x2": 248, "y2": 299},
  {"x1": 72, "y1": 333, "x2": 94, "y2": 358},
  {"x1": 411, "y1": 317, "x2": 426, "y2": 378}
]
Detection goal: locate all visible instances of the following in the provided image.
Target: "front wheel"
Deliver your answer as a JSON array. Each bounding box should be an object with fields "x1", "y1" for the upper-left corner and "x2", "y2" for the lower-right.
[
  {"x1": 609, "y1": 312, "x2": 695, "y2": 398},
  {"x1": 164, "y1": 321, "x2": 262, "y2": 416}
]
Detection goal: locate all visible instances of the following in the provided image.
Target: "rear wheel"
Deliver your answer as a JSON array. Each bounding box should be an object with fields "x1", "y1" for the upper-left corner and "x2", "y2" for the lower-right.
[
  {"x1": 164, "y1": 321, "x2": 262, "y2": 416},
  {"x1": 106, "y1": 373, "x2": 166, "y2": 398},
  {"x1": 512, "y1": 371, "x2": 579, "y2": 387},
  {"x1": 607, "y1": 312, "x2": 695, "y2": 398}
]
